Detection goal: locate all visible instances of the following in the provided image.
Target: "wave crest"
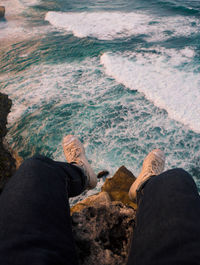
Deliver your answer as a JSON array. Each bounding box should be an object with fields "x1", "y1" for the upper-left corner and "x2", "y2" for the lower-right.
[
  {"x1": 45, "y1": 11, "x2": 199, "y2": 41},
  {"x1": 100, "y1": 50, "x2": 200, "y2": 133}
]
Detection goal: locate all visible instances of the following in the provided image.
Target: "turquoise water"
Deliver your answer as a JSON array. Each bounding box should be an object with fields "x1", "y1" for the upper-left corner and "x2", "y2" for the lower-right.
[{"x1": 0, "y1": 0, "x2": 200, "y2": 203}]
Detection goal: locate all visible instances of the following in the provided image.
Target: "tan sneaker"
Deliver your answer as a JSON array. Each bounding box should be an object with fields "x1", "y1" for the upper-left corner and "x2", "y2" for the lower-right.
[
  {"x1": 129, "y1": 149, "x2": 165, "y2": 202},
  {"x1": 62, "y1": 135, "x2": 97, "y2": 189}
]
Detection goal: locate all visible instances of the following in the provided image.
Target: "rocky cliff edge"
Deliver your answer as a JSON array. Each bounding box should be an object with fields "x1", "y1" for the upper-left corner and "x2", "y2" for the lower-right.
[{"x1": 71, "y1": 166, "x2": 137, "y2": 265}]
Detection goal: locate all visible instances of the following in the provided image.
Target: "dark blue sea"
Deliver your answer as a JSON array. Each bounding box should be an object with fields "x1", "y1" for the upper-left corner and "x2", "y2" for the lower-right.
[{"x1": 0, "y1": 0, "x2": 200, "y2": 203}]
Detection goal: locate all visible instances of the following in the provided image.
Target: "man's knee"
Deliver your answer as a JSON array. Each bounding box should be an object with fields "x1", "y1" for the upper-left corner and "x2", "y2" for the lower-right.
[
  {"x1": 159, "y1": 168, "x2": 193, "y2": 182},
  {"x1": 149, "y1": 168, "x2": 196, "y2": 192},
  {"x1": 18, "y1": 155, "x2": 51, "y2": 172}
]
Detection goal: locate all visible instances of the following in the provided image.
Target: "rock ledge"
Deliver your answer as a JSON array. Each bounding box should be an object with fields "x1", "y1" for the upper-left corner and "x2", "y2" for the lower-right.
[{"x1": 71, "y1": 166, "x2": 137, "y2": 265}]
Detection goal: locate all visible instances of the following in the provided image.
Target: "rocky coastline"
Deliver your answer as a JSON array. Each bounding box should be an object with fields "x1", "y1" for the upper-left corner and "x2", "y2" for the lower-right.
[{"x1": 0, "y1": 93, "x2": 137, "y2": 265}]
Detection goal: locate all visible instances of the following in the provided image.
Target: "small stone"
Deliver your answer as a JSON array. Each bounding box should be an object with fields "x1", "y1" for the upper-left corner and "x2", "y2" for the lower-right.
[{"x1": 97, "y1": 170, "x2": 109, "y2": 179}]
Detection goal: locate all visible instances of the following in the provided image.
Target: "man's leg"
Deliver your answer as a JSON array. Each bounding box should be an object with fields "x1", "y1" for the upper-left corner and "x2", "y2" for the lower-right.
[
  {"x1": 127, "y1": 168, "x2": 200, "y2": 265},
  {"x1": 0, "y1": 155, "x2": 86, "y2": 265}
]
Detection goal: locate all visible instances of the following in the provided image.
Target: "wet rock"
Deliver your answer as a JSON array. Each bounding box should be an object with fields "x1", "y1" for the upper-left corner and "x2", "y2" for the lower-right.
[{"x1": 0, "y1": 6, "x2": 5, "y2": 19}]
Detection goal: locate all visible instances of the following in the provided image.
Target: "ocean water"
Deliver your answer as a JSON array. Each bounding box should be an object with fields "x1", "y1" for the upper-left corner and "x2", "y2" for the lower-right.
[{"x1": 0, "y1": 0, "x2": 200, "y2": 204}]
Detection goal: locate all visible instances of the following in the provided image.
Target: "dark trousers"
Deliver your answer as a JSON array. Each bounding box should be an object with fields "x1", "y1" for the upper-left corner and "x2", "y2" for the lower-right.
[
  {"x1": 0, "y1": 156, "x2": 200, "y2": 265},
  {"x1": 127, "y1": 168, "x2": 200, "y2": 265},
  {"x1": 0, "y1": 155, "x2": 87, "y2": 265}
]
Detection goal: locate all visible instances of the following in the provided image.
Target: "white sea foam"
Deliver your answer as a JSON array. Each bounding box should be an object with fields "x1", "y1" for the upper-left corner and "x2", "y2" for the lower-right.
[
  {"x1": 0, "y1": 0, "x2": 47, "y2": 43},
  {"x1": 0, "y1": 0, "x2": 24, "y2": 16},
  {"x1": 45, "y1": 11, "x2": 199, "y2": 41},
  {"x1": 100, "y1": 49, "x2": 200, "y2": 133},
  {"x1": 0, "y1": 21, "x2": 51, "y2": 44},
  {"x1": 2, "y1": 56, "x2": 200, "y2": 202},
  {"x1": 0, "y1": 0, "x2": 40, "y2": 17},
  {"x1": 1, "y1": 59, "x2": 121, "y2": 202},
  {"x1": 19, "y1": 0, "x2": 41, "y2": 7},
  {"x1": 180, "y1": 47, "x2": 195, "y2": 58}
]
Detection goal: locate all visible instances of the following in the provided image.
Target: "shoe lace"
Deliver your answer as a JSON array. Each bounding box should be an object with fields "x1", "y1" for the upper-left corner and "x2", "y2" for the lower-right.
[
  {"x1": 144, "y1": 159, "x2": 163, "y2": 176},
  {"x1": 66, "y1": 145, "x2": 87, "y2": 173},
  {"x1": 67, "y1": 146, "x2": 82, "y2": 160}
]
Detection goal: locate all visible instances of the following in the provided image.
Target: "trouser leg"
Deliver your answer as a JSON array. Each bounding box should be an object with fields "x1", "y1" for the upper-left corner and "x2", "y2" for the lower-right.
[
  {"x1": 127, "y1": 168, "x2": 200, "y2": 265},
  {"x1": 0, "y1": 155, "x2": 87, "y2": 265}
]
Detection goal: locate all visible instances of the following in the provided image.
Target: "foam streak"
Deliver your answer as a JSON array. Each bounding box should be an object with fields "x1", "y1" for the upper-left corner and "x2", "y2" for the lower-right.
[
  {"x1": 101, "y1": 51, "x2": 200, "y2": 133},
  {"x1": 45, "y1": 11, "x2": 199, "y2": 41}
]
